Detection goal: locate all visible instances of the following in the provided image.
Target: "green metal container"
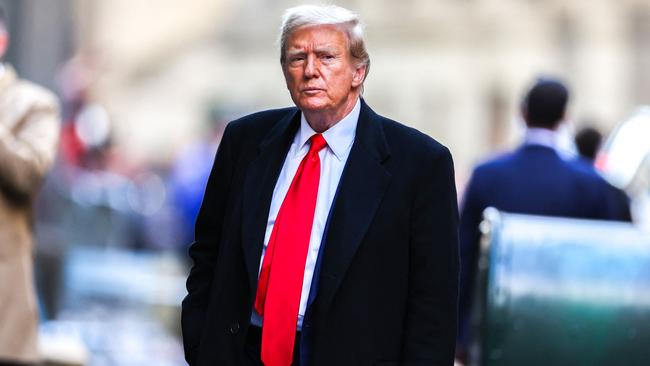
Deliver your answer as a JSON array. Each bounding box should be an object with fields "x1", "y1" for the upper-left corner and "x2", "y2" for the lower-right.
[{"x1": 477, "y1": 209, "x2": 650, "y2": 366}]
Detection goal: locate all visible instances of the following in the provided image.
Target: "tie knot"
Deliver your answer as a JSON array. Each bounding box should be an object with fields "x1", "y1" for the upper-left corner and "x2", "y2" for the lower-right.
[{"x1": 309, "y1": 134, "x2": 327, "y2": 154}]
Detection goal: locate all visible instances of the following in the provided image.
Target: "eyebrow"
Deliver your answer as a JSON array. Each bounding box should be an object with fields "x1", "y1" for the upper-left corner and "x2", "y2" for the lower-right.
[
  {"x1": 314, "y1": 46, "x2": 340, "y2": 55},
  {"x1": 286, "y1": 47, "x2": 340, "y2": 58},
  {"x1": 286, "y1": 49, "x2": 306, "y2": 57}
]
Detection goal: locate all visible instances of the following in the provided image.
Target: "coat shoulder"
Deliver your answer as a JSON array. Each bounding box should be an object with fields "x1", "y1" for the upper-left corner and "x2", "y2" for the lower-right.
[
  {"x1": 220, "y1": 106, "x2": 297, "y2": 146},
  {"x1": 469, "y1": 149, "x2": 521, "y2": 182},
  {"x1": 228, "y1": 107, "x2": 297, "y2": 132},
  {"x1": 376, "y1": 114, "x2": 451, "y2": 161}
]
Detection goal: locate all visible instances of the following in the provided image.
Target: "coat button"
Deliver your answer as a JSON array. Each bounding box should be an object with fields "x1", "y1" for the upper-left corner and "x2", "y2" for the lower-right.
[{"x1": 229, "y1": 322, "x2": 240, "y2": 335}]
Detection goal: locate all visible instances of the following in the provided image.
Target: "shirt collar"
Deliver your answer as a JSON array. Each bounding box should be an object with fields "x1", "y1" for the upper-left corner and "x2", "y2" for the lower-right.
[
  {"x1": 524, "y1": 127, "x2": 558, "y2": 149},
  {"x1": 298, "y1": 98, "x2": 360, "y2": 160}
]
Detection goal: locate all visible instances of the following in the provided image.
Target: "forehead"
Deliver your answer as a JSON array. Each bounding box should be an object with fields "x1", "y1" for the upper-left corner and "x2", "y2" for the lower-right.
[{"x1": 285, "y1": 24, "x2": 349, "y2": 50}]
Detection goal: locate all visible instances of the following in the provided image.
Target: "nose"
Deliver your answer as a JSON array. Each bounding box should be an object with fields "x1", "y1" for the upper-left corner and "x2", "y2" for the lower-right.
[{"x1": 304, "y1": 54, "x2": 318, "y2": 79}]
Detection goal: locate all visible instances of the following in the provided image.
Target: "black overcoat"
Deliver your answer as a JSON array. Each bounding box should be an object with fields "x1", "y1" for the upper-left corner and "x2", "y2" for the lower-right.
[{"x1": 182, "y1": 100, "x2": 459, "y2": 366}]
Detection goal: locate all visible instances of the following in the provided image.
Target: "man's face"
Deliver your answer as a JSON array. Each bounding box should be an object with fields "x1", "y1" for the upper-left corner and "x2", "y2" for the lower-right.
[{"x1": 283, "y1": 25, "x2": 365, "y2": 118}]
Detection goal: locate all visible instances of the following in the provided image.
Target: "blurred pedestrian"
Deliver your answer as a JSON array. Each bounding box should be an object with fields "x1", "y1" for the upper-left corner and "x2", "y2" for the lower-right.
[
  {"x1": 456, "y1": 78, "x2": 627, "y2": 363},
  {"x1": 0, "y1": 8, "x2": 61, "y2": 366},
  {"x1": 168, "y1": 116, "x2": 223, "y2": 252},
  {"x1": 182, "y1": 4, "x2": 459, "y2": 365},
  {"x1": 574, "y1": 125, "x2": 632, "y2": 221},
  {"x1": 574, "y1": 126, "x2": 602, "y2": 162}
]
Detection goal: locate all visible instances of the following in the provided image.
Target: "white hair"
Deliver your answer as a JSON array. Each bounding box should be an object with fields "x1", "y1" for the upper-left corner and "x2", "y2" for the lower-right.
[{"x1": 279, "y1": 4, "x2": 370, "y2": 81}]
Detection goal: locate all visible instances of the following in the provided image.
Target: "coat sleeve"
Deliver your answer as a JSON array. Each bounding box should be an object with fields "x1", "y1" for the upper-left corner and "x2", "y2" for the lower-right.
[
  {"x1": 181, "y1": 122, "x2": 237, "y2": 365},
  {"x1": 0, "y1": 95, "x2": 60, "y2": 203},
  {"x1": 402, "y1": 146, "x2": 459, "y2": 365}
]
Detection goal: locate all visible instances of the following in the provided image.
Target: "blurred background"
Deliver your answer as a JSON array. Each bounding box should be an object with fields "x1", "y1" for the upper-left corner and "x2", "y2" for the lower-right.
[{"x1": 2, "y1": 0, "x2": 650, "y2": 365}]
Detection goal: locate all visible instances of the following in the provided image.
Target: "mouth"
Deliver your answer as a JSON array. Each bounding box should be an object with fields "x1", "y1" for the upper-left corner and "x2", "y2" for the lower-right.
[{"x1": 301, "y1": 88, "x2": 324, "y2": 94}]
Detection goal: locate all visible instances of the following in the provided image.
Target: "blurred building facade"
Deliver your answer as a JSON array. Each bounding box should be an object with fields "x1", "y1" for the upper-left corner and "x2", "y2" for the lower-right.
[
  {"x1": 3, "y1": 0, "x2": 650, "y2": 178},
  {"x1": 0, "y1": 0, "x2": 74, "y2": 91},
  {"x1": 5, "y1": 0, "x2": 650, "y2": 259},
  {"x1": 56, "y1": 0, "x2": 650, "y2": 181}
]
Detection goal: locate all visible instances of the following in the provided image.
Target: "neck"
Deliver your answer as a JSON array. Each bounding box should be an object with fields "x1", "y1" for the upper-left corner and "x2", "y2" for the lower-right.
[
  {"x1": 524, "y1": 127, "x2": 558, "y2": 149},
  {"x1": 303, "y1": 92, "x2": 360, "y2": 133}
]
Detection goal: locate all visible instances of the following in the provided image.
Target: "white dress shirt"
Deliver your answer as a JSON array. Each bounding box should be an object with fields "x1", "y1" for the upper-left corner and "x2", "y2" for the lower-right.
[
  {"x1": 525, "y1": 127, "x2": 558, "y2": 149},
  {"x1": 251, "y1": 98, "x2": 360, "y2": 330},
  {"x1": 524, "y1": 126, "x2": 577, "y2": 160}
]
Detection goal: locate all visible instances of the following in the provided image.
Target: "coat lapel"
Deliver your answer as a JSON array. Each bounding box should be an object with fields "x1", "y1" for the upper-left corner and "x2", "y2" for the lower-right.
[
  {"x1": 315, "y1": 100, "x2": 392, "y2": 311},
  {"x1": 241, "y1": 108, "x2": 300, "y2": 300}
]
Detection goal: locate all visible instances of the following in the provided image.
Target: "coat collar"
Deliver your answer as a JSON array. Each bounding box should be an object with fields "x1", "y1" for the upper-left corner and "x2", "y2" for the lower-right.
[
  {"x1": 312, "y1": 99, "x2": 391, "y2": 311},
  {"x1": 256, "y1": 99, "x2": 390, "y2": 161},
  {"x1": 241, "y1": 108, "x2": 301, "y2": 301},
  {"x1": 354, "y1": 98, "x2": 391, "y2": 163}
]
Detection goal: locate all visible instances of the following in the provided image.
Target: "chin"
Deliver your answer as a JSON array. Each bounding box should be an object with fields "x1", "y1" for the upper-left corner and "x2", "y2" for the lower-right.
[{"x1": 297, "y1": 99, "x2": 330, "y2": 112}]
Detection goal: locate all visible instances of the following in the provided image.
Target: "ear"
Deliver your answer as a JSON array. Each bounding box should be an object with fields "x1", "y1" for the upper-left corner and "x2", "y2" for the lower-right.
[{"x1": 351, "y1": 64, "x2": 366, "y2": 88}]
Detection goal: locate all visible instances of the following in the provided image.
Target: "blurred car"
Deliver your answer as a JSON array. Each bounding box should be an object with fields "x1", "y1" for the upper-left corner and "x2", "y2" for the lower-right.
[{"x1": 596, "y1": 106, "x2": 650, "y2": 231}]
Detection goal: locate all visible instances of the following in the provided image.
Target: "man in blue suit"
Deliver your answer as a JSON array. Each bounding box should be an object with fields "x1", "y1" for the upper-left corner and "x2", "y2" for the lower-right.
[{"x1": 456, "y1": 78, "x2": 628, "y2": 362}]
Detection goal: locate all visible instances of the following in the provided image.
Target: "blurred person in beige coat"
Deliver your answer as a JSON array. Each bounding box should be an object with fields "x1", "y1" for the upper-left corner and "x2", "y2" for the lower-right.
[{"x1": 0, "y1": 9, "x2": 60, "y2": 366}]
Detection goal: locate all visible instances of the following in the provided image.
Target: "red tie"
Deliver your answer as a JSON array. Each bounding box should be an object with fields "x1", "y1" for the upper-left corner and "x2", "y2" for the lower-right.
[{"x1": 254, "y1": 133, "x2": 327, "y2": 366}]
